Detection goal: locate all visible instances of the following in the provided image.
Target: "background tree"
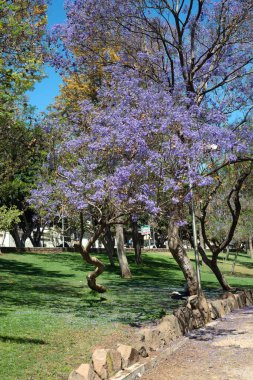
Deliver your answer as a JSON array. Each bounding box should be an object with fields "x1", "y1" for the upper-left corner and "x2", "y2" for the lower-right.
[
  {"x1": 0, "y1": 205, "x2": 22, "y2": 251},
  {"x1": 0, "y1": 0, "x2": 47, "y2": 247},
  {"x1": 195, "y1": 164, "x2": 252, "y2": 290}
]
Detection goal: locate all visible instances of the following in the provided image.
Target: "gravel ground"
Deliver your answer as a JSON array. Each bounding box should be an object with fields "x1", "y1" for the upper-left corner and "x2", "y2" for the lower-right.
[{"x1": 141, "y1": 306, "x2": 253, "y2": 380}]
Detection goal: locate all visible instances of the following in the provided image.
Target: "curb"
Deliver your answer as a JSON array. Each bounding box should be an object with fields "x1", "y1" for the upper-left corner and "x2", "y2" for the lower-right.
[
  {"x1": 69, "y1": 290, "x2": 253, "y2": 380},
  {"x1": 110, "y1": 337, "x2": 187, "y2": 380}
]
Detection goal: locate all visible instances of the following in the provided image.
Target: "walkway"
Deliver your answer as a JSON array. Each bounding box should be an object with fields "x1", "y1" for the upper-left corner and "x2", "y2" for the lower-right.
[{"x1": 141, "y1": 306, "x2": 253, "y2": 380}]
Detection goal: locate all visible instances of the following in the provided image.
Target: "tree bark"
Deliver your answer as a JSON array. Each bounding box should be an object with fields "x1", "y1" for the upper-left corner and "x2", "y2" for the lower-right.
[
  {"x1": 78, "y1": 215, "x2": 107, "y2": 293},
  {"x1": 199, "y1": 225, "x2": 205, "y2": 250},
  {"x1": 115, "y1": 223, "x2": 132, "y2": 278},
  {"x1": 31, "y1": 225, "x2": 43, "y2": 247},
  {"x1": 168, "y1": 217, "x2": 198, "y2": 295},
  {"x1": 198, "y1": 245, "x2": 232, "y2": 291},
  {"x1": 11, "y1": 227, "x2": 25, "y2": 248},
  {"x1": 231, "y1": 251, "x2": 239, "y2": 275},
  {"x1": 198, "y1": 170, "x2": 251, "y2": 290},
  {"x1": 101, "y1": 225, "x2": 115, "y2": 266},
  {"x1": 132, "y1": 221, "x2": 142, "y2": 264},
  {"x1": 211, "y1": 259, "x2": 233, "y2": 290}
]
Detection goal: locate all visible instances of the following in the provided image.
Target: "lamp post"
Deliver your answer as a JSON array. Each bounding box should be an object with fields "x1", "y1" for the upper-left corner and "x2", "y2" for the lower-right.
[
  {"x1": 188, "y1": 144, "x2": 218, "y2": 296},
  {"x1": 189, "y1": 181, "x2": 202, "y2": 295},
  {"x1": 61, "y1": 204, "x2": 65, "y2": 248}
]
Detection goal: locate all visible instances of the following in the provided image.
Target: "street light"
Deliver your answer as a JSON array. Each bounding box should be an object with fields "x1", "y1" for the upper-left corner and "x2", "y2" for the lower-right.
[
  {"x1": 188, "y1": 143, "x2": 218, "y2": 296},
  {"x1": 61, "y1": 203, "x2": 65, "y2": 247},
  {"x1": 189, "y1": 180, "x2": 202, "y2": 295}
]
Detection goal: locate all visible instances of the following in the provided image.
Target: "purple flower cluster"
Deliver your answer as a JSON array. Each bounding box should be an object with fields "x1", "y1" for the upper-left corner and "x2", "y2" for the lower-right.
[{"x1": 32, "y1": 0, "x2": 252, "y2": 224}]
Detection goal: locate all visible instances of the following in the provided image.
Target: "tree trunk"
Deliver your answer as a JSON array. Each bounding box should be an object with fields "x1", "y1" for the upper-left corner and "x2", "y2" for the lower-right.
[
  {"x1": 132, "y1": 221, "x2": 142, "y2": 264},
  {"x1": 168, "y1": 218, "x2": 198, "y2": 295},
  {"x1": 78, "y1": 220, "x2": 107, "y2": 293},
  {"x1": 31, "y1": 225, "x2": 43, "y2": 247},
  {"x1": 231, "y1": 251, "x2": 239, "y2": 275},
  {"x1": 198, "y1": 245, "x2": 232, "y2": 291},
  {"x1": 199, "y1": 225, "x2": 205, "y2": 250},
  {"x1": 1, "y1": 231, "x2": 6, "y2": 247},
  {"x1": 11, "y1": 227, "x2": 25, "y2": 248},
  {"x1": 225, "y1": 247, "x2": 230, "y2": 261},
  {"x1": 115, "y1": 223, "x2": 132, "y2": 278},
  {"x1": 248, "y1": 236, "x2": 253, "y2": 259},
  {"x1": 211, "y1": 259, "x2": 233, "y2": 290},
  {"x1": 101, "y1": 226, "x2": 115, "y2": 267}
]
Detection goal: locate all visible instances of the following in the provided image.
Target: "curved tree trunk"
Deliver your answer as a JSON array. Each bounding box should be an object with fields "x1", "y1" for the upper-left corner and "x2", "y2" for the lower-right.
[
  {"x1": 115, "y1": 223, "x2": 132, "y2": 278},
  {"x1": 211, "y1": 260, "x2": 233, "y2": 290},
  {"x1": 79, "y1": 216, "x2": 107, "y2": 293},
  {"x1": 168, "y1": 218, "x2": 198, "y2": 295},
  {"x1": 198, "y1": 245, "x2": 232, "y2": 291},
  {"x1": 101, "y1": 225, "x2": 115, "y2": 267},
  {"x1": 132, "y1": 221, "x2": 142, "y2": 264}
]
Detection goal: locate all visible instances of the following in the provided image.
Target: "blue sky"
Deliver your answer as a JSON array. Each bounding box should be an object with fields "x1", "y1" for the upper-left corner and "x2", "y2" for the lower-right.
[{"x1": 27, "y1": 0, "x2": 66, "y2": 112}]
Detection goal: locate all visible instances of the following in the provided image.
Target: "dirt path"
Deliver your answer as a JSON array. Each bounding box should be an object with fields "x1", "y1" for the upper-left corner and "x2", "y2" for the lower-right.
[{"x1": 141, "y1": 306, "x2": 253, "y2": 380}]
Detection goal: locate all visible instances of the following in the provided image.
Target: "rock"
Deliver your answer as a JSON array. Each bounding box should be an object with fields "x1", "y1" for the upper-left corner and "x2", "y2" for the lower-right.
[
  {"x1": 136, "y1": 315, "x2": 183, "y2": 354},
  {"x1": 186, "y1": 293, "x2": 211, "y2": 328},
  {"x1": 244, "y1": 289, "x2": 253, "y2": 306},
  {"x1": 234, "y1": 293, "x2": 244, "y2": 308},
  {"x1": 221, "y1": 292, "x2": 241, "y2": 312},
  {"x1": 117, "y1": 344, "x2": 139, "y2": 369},
  {"x1": 186, "y1": 295, "x2": 198, "y2": 309},
  {"x1": 209, "y1": 300, "x2": 226, "y2": 319},
  {"x1": 156, "y1": 315, "x2": 182, "y2": 344},
  {"x1": 221, "y1": 291, "x2": 234, "y2": 299},
  {"x1": 92, "y1": 349, "x2": 121, "y2": 379},
  {"x1": 226, "y1": 294, "x2": 239, "y2": 311},
  {"x1": 68, "y1": 364, "x2": 100, "y2": 380},
  {"x1": 236, "y1": 291, "x2": 247, "y2": 307},
  {"x1": 173, "y1": 306, "x2": 194, "y2": 334},
  {"x1": 134, "y1": 343, "x2": 149, "y2": 358},
  {"x1": 222, "y1": 299, "x2": 232, "y2": 314},
  {"x1": 192, "y1": 308, "x2": 204, "y2": 329},
  {"x1": 138, "y1": 327, "x2": 161, "y2": 351}
]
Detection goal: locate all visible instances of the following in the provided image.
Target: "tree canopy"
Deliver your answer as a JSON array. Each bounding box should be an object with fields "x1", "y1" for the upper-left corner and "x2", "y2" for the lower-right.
[{"x1": 29, "y1": 0, "x2": 253, "y2": 293}]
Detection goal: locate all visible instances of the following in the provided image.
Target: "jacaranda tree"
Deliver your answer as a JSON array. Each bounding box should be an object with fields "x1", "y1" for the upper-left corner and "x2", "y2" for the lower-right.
[
  {"x1": 32, "y1": 66, "x2": 250, "y2": 293},
  {"x1": 34, "y1": 0, "x2": 252, "y2": 294}
]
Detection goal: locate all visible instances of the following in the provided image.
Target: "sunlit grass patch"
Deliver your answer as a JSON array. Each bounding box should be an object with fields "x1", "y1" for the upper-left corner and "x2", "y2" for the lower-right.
[{"x1": 0, "y1": 250, "x2": 252, "y2": 379}]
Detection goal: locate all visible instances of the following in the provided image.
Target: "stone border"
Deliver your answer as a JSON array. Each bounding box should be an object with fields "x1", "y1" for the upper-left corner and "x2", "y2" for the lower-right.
[{"x1": 68, "y1": 289, "x2": 253, "y2": 380}]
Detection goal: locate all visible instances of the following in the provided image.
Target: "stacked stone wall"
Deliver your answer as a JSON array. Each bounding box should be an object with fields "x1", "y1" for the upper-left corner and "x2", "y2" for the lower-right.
[{"x1": 68, "y1": 289, "x2": 253, "y2": 380}]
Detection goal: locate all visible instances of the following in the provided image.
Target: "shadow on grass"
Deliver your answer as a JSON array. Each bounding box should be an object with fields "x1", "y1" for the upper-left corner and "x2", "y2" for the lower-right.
[
  {"x1": 240, "y1": 261, "x2": 253, "y2": 270},
  {"x1": 0, "y1": 335, "x2": 47, "y2": 345},
  {"x1": 0, "y1": 252, "x2": 188, "y2": 324},
  {"x1": 1, "y1": 251, "x2": 251, "y2": 325},
  {"x1": 223, "y1": 270, "x2": 253, "y2": 279},
  {"x1": 0, "y1": 258, "x2": 75, "y2": 278}
]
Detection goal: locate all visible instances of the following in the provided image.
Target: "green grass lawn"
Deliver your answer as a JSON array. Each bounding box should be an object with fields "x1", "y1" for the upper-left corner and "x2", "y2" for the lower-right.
[{"x1": 0, "y1": 250, "x2": 252, "y2": 379}]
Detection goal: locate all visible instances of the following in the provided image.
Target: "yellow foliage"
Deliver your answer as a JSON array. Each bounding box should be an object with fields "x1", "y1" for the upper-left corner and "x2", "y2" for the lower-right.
[
  {"x1": 58, "y1": 43, "x2": 121, "y2": 109},
  {"x1": 33, "y1": 5, "x2": 47, "y2": 16},
  {"x1": 103, "y1": 47, "x2": 120, "y2": 62}
]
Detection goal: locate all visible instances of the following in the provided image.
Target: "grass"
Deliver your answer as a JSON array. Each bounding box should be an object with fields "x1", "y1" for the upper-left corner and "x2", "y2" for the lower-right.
[{"x1": 0, "y1": 249, "x2": 252, "y2": 379}]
